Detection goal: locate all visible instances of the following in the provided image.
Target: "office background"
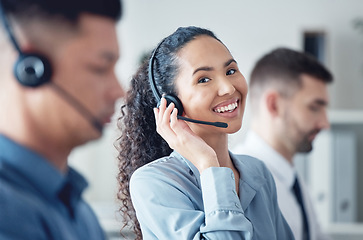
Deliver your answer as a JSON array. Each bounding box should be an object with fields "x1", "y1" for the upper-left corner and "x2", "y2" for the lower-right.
[{"x1": 68, "y1": 0, "x2": 363, "y2": 239}]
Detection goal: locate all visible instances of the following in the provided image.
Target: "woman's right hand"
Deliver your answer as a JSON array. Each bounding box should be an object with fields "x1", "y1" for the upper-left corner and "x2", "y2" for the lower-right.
[{"x1": 154, "y1": 97, "x2": 219, "y2": 173}]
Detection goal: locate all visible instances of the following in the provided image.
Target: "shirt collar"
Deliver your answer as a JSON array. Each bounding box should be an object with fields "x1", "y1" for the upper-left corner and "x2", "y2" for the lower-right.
[
  {"x1": 0, "y1": 134, "x2": 88, "y2": 203},
  {"x1": 230, "y1": 152, "x2": 266, "y2": 190},
  {"x1": 244, "y1": 130, "x2": 296, "y2": 189},
  {"x1": 230, "y1": 152, "x2": 266, "y2": 210}
]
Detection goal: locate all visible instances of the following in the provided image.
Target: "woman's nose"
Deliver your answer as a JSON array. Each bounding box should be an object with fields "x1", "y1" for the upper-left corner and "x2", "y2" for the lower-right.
[{"x1": 217, "y1": 76, "x2": 235, "y2": 96}]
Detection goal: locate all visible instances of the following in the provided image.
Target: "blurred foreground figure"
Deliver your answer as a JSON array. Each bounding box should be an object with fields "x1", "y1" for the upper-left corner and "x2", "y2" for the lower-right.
[{"x1": 0, "y1": 0, "x2": 124, "y2": 239}]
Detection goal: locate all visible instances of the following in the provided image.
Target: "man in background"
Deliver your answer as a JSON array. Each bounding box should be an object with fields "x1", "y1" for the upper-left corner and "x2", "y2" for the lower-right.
[
  {"x1": 0, "y1": 0, "x2": 124, "y2": 239},
  {"x1": 233, "y1": 48, "x2": 333, "y2": 240}
]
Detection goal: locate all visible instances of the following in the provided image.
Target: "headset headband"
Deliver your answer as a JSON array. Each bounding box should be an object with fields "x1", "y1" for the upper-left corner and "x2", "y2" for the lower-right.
[
  {"x1": 0, "y1": 1, "x2": 22, "y2": 54},
  {"x1": 148, "y1": 38, "x2": 167, "y2": 102}
]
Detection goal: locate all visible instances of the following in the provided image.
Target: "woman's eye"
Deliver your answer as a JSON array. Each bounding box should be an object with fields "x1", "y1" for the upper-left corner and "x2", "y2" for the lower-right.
[
  {"x1": 226, "y1": 69, "x2": 236, "y2": 75},
  {"x1": 198, "y1": 77, "x2": 211, "y2": 84}
]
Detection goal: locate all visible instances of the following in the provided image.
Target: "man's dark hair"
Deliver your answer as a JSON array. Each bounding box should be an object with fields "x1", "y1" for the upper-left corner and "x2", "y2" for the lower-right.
[
  {"x1": 249, "y1": 47, "x2": 333, "y2": 107},
  {"x1": 2, "y1": 0, "x2": 122, "y2": 23},
  {"x1": 251, "y1": 47, "x2": 332, "y2": 85},
  {"x1": 250, "y1": 47, "x2": 333, "y2": 94}
]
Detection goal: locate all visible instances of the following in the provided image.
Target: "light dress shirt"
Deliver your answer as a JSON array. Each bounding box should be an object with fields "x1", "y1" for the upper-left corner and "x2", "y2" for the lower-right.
[
  {"x1": 232, "y1": 130, "x2": 331, "y2": 240},
  {"x1": 130, "y1": 150, "x2": 294, "y2": 240},
  {"x1": 0, "y1": 134, "x2": 105, "y2": 240}
]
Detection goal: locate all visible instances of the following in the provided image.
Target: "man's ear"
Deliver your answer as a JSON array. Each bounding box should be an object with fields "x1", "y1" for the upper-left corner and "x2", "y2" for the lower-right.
[
  {"x1": 265, "y1": 90, "x2": 282, "y2": 117},
  {"x1": 21, "y1": 42, "x2": 36, "y2": 53}
]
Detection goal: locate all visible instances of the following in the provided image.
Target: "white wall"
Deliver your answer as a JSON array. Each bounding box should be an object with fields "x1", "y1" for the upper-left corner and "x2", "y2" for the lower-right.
[
  {"x1": 117, "y1": 0, "x2": 363, "y2": 107},
  {"x1": 115, "y1": 0, "x2": 363, "y2": 146},
  {"x1": 69, "y1": 0, "x2": 363, "y2": 231}
]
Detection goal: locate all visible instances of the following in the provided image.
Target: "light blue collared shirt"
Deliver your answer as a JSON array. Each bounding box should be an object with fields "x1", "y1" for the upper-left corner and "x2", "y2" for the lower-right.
[
  {"x1": 0, "y1": 135, "x2": 105, "y2": 240},
  {"x1": 130, "y1": 151, "x2": 294, "y2": 239}
]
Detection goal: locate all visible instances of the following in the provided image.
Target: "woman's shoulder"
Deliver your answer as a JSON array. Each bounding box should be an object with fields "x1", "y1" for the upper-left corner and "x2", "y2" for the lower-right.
[
  {"x1": 130, "y1": 153, "x2": 194, "y2": 186},
  {"x1": 129, "y1": 153, "x2": 200, "y2": 201},
  {"x1": 132, "y1": 154, "x2": 182, "y2": 174}
]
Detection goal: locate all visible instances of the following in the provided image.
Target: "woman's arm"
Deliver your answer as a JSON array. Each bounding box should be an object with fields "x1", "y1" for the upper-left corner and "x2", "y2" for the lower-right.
[
  {"x1": 130, "y1": 165, "x2": 253, "y2": 240},
  {"x1": 129, "y1": 98, "x2": 252, "y2": 239}
]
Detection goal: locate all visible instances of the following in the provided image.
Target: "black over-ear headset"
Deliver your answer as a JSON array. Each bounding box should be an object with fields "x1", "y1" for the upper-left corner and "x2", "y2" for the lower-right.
[
  {"x1": 148, "y1": 40, "x2": 228, "y2": 128},
  {"x1": 0, "y1": 1, "x2": 52, "y2": 87},
  {"x1": 0, "y1": 2, "x2": 104, "y2": 132}
]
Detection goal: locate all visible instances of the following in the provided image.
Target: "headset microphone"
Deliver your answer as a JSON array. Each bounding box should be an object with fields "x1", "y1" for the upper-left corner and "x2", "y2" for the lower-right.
[
  {"x1": 148, "y1": 40, "x2": 228, "y2": 129},
  {"x1": 177, "y1": 116, "x2": 228, "y2": 128},
  {"x1": 0, "y1": 3, "x2": 103, "y2": 133},
  {"x1": 50, "y1": 83, "x2": 103, "y2": 133}
]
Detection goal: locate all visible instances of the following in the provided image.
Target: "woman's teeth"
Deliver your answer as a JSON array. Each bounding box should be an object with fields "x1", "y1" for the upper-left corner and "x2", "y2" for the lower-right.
[{"x1": 214, "y1": 102, "x2": 238, "y2": 113}]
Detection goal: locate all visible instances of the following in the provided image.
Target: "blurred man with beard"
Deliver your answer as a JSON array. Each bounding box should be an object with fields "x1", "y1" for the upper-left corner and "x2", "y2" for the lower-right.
[{"x1": 233, "y1": 47, "x2": 333, "y2": 240}]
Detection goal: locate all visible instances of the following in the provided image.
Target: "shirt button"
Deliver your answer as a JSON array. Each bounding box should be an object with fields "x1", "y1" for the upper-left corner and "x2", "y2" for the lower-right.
[
  {"x1": 232, "y1": 190, "x2": 237, "y2": 195},
  {"x1": 235, "y1": 202, "x2": 240, "y2": 209},
  {"x1": 231, "y1": 172, "x2": 235, "y2": 180}
]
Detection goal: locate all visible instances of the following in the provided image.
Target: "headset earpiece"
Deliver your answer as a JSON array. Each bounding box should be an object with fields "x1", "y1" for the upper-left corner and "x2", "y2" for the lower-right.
[
  {"x1": 0, "y1": 3, "x2": 52, "y2": 87},
  {"x1": 14, "y1": 53, "x2": 52, "y2": 87},
  {"x1": 163, "y1": 94, "x2": 184, "y2": 116}
]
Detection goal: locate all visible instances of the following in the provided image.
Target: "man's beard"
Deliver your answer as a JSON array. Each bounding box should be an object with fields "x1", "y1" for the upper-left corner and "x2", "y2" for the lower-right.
[{"x1": 296, "y1": 129, "x2": 320, "y2": 153}]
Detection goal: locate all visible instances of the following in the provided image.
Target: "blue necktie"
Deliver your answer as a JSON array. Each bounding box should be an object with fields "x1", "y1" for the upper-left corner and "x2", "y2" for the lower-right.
[{"x1": 292, "y1": 177, "x2": 310, "y2": 240}]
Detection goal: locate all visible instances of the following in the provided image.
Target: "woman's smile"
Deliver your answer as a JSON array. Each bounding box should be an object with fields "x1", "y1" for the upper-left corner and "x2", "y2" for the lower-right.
[
  {"x1": 213, "y1": 99, "x2": 239, "y2": 113},
  {"x1": 212, "y1": 98, "x2": 240, "y2": 118}
]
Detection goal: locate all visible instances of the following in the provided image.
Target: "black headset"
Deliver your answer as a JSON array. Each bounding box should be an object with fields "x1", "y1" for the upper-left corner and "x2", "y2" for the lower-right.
[
  {"x1": 0, "y1": 1, "x2": 52, "y2": 87},
  {"x1": 148, "y1": 39, "x2": 185, "y2": 115},
  {"x1": 148, "y1": 39, "x2": 228, "y2": 128},
  {"x1": 0, "y1": 2, "x2": 104, "y2": 132}
]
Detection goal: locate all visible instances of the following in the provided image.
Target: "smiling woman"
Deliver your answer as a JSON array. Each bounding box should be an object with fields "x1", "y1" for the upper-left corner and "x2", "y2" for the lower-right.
[{"x1": 116, "y1": 26, "x2": 294, "y2": 240}]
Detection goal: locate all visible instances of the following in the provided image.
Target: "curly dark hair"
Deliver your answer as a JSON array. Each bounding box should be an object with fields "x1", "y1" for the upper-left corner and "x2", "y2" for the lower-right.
[{"x1": 116, "y1": 26, "x2": 220, "y2": 239}]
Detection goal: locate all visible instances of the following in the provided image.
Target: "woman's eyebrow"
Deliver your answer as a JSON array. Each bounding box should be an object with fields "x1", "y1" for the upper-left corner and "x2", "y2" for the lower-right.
[
  {"x1": 225, "y1": 59, "x2": 237, "y2": 67},
  {"x1": 193, "y1": 66, "x2": 213, "y2": 76},
  {"x1": 192, "y1": 59, "x2": 237, "y2": 76}
]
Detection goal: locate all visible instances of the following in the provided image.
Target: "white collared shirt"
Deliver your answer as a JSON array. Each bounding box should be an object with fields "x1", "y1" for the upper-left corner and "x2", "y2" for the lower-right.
[{"x1": 232, "y1": 130, "x2": 331, "y2": 240}]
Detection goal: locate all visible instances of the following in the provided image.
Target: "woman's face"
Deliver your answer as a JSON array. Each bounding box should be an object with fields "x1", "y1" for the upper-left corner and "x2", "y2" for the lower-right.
[{"x1": 175, "y1": 35, "x2": 248, "y2": 134}]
